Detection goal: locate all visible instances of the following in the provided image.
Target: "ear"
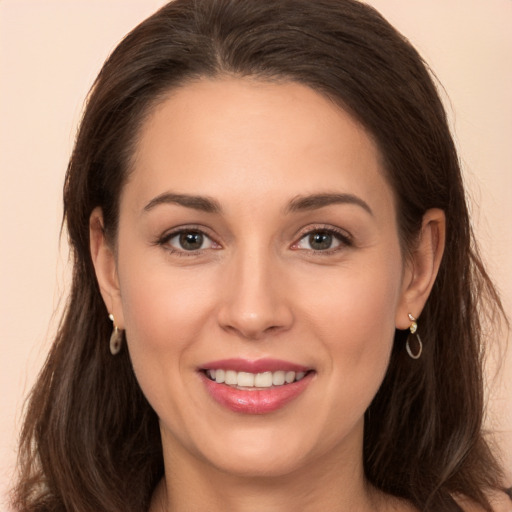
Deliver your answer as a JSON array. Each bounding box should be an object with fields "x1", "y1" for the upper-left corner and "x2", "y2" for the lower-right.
[
  {"x1": 89, "y1": 207, "x2": 125, "y2": 329},
  {"x1": 395, "y1": 208, "x2": 446, "y2": 329}
]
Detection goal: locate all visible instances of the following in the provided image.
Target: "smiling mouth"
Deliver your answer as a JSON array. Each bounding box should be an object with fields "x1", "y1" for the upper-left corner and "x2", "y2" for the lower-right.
[
  {"x1": 202, "y1": 369, "x2": 313, "y2": 389},
  {"x1": 200, "y1": 362, "x2": 315, "y2": 413}
]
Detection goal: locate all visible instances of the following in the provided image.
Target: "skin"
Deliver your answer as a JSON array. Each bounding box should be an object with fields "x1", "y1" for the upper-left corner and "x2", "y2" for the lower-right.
[{"x1": 90, "y1": 78, "x2": 445, "y2": 512}]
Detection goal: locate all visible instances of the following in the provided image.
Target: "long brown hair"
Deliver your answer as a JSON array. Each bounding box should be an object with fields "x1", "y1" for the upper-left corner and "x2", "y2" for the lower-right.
[{"x1": 12, "y1": 1, "x2": 508, "y2": 510}]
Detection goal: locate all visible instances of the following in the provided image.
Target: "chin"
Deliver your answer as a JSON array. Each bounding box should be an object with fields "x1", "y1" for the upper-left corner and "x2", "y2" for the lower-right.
[
  {"x1": 188, "y1": 422, "x2": 343, "y2": 481},
  {"x1": 208, "y1": 449, "x2": 311, "y2": 480}
]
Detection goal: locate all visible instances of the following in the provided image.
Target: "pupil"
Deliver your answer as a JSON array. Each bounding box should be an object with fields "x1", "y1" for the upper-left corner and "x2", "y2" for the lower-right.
[
  {"x1": 179, "y1": 232, "x2": 203, "y2": 250},
  {"x1": 309, "y1": 232, "x2": 332, "y2": 250}
]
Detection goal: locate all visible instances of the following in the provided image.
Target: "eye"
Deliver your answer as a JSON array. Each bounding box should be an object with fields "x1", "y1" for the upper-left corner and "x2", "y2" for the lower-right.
[
  {"x1": 160, "y1": 229, "x2": 218, "y2": 252},
  {"x1": 293, "y1": 228, "x2": 351, "y2": 252}
]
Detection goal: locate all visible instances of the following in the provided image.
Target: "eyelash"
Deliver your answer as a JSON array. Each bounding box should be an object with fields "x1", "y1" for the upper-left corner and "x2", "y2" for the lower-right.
[
  {"x1": 292, "y1": 225, "x2": 353, "y2": 255},
  {"x1": 155, "y1": 225, "x2": 353, "y2": 257},
  {"x1": 155, "y1": 226, "x2": 220, "y2": 257}
]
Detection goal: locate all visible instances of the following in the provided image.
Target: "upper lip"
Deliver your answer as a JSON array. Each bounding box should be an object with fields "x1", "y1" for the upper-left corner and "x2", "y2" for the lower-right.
[{"x1": 200, "y1": 358, "x2": 311, "y2": 373}]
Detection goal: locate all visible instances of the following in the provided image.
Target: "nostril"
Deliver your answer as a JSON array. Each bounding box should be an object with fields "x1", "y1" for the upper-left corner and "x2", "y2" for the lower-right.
[
  {"x1": 220, "y1": 321, "x2": 288, "y2": 341},
  {"x1": 217, "y1": 298, "x2": 294, "y2": 340}
]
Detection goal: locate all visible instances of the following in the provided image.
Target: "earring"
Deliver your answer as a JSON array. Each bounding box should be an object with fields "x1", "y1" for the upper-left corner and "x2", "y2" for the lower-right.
[
  {"x1": 406, "y1": 313, "x2": 423, "y2": 359},
  {"x1": 109, "y1": 313, "x2": 123, "y2": 355}
]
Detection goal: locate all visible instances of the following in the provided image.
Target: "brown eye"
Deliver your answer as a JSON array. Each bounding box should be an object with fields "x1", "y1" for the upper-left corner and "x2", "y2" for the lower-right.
[
  {"x1": 178, "y1": 232, "x2": 204, "y2": 250},
  {"x1": 293, "y1": 228, "x2": 351, "y2": 252},
  {"x1": 308, "y1": 232, "x2": 334, "y2": 250},
  {"x1": 164, "y1": 230, "x2": 216, "y2": 252}
]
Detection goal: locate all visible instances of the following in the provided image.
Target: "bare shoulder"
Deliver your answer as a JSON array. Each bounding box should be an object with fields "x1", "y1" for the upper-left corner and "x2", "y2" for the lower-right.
[
  {"x1": 383, "y1": 495, "x2": 419, "y2": 512},
  {"x1": 487, "y1": 492, "x2": 512, "y2": 512},
  {"x1": 380, "y1": 490, "x2": 511, "y2": 512},
  {"x1": 455, "y1": 491, "x2": 512, "y2": 512}
]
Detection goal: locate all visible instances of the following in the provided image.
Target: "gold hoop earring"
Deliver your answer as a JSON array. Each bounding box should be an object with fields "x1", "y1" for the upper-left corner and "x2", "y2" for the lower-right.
[
  {"x1": 109, "y1": 313, "x2": 123, "y2": 355},
  {"x1": 406, "y1": 313, "x2": 422, "y2": 360}
]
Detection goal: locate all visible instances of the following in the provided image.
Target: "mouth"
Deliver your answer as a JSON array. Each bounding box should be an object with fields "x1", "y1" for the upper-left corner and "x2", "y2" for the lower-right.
[
  {"x1": 199, "y1": 358, "x2": 315, "y2": 414},
  {"x1": 202, "y1": 368, "x2": 311, "y2": 389}
]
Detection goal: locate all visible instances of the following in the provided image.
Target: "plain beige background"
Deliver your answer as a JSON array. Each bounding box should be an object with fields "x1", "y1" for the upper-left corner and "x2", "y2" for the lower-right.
[{"x1": 1, "y1": 0, "x2": 511, "y2": 506}]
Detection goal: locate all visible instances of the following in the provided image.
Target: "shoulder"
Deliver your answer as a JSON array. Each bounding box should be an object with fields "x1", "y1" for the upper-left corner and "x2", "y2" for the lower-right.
[
  {"x1": 487, "y1": 492, "x2": 512, "y2": 512},
  {"x1": 455, "y1": 491, "x2": 512, "y2": 512}
]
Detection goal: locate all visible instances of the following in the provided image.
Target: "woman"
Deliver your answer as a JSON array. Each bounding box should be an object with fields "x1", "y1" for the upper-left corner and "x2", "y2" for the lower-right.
[{"x1": 11, "y1": 0, "x2": 510, "y2": 510}]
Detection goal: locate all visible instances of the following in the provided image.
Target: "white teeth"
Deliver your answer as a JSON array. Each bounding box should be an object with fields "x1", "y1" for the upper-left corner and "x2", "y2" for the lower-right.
[
  {"x1": 225, "y1": 370, "x2": 237, "y2": 385},
  {"x1": 207, "y1": 369, "x2": 308, "y2": 388},
  {"x1": 285, "y1": 371, "x2": 296, "y2": 384},
  {"x1": 254, "y1": 372, "x2": 273, "y2": 388},
  {"x1": 237, "y1": 372, "x2": 255, "y2": 387},
  {"x1": 272, "y1": 370, "x2": 285, "y2": 386}
]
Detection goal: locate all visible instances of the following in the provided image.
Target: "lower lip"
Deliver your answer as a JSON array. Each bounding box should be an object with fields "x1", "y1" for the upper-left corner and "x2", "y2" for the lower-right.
[{"x1": 201, "y1": 372, "x2": 313, "y2": 414}]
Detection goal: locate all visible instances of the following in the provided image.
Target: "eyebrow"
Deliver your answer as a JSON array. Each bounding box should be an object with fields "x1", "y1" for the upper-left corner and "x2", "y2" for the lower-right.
[
  {"x1": 143, "y1": 192, "x2": 222, "y2": 214},
  {"x1": 286, "y1": 193, "x2": 374, "y2": 216},
  {"x1": 142, "y1": 191, "x2": 373, "y2": 216}
]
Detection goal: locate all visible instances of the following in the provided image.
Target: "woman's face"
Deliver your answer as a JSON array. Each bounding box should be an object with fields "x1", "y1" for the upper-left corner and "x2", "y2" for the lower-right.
[{"x1": 107, "y1": 78, "x2": 413, "y2": 477}]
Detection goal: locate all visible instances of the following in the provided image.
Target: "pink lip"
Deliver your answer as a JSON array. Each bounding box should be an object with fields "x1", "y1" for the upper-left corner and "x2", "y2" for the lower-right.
[
  {"x1": 199, "y1": 358, "x2": 314, "y2": 414},
  {"x1": 201, "y1": 358, "x2": 309, "y2": 373}
]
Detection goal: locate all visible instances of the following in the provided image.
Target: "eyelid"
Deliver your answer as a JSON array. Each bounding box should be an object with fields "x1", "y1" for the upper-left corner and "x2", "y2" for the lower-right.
[
  {"x1": 155, "y1": 225, "x2": 222, "y2": 254},
  {"x1": 154, "y1": 223, "x2": 352, "y2": 255},
  {"x1": 290, "y1": 224, "x2": 353, "y2": 252}
]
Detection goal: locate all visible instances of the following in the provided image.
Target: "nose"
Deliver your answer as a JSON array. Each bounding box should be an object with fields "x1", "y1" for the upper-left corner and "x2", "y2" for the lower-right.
[{"x1": 217, "y1": 248, "x2": 294, "y2": 340}]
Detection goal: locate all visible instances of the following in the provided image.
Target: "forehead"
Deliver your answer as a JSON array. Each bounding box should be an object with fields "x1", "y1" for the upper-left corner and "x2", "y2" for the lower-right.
[{"x1": 125, "y1": 77, "x2": 394, "y2": 216}]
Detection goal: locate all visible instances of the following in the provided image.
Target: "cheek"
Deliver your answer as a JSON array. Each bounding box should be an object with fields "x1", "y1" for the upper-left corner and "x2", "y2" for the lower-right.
[
  {"x1": 313, "y1": 274, "x2": 400, "y2": 441},
  {"x1": 115, "y1": 257, "x2": 221, "y2": 429},
  {"x1": 299, "y1": 257, "x2": 403, "y2": 395},
  {"x1": 302, "y1": 258, "x2": 401, "y2": 343},
  {"x1": 116, "y1": 253, "x2": 218, "y2": 375}
]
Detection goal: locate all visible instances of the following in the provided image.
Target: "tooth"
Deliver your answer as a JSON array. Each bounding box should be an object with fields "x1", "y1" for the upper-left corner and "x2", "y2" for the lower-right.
[
  {"x1": 272, "y1": 371, "x2": 285, "y2": 386},
  {"x1": 237, "y1": 372, "x2": 255, "y2": 387},
  {"x1": 212, "y1": 368, "x2": 306, "y2": 387},
  {"x1": 225, "y1": 370, "x2": 237, "y2": 385},
  {"x1": 254, "y1": 372, "x2": 273, "y2": 387},
  {"x1": 285, "y1": 371, "x2": 296, "y2": 384},
  {"x1": 224, "y1": 370, "x2": 238, "y2": 385}
]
